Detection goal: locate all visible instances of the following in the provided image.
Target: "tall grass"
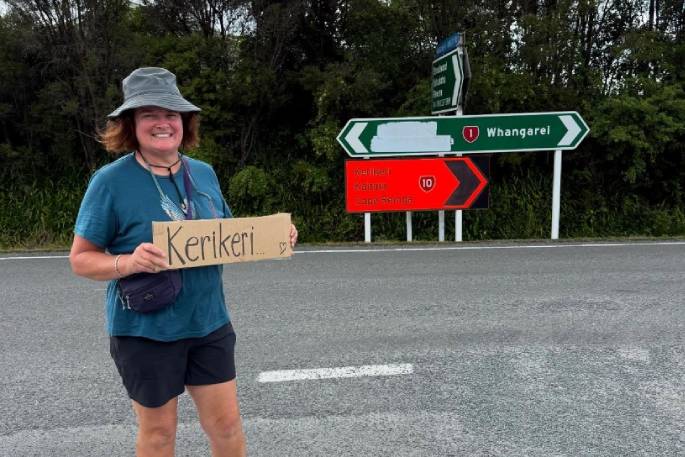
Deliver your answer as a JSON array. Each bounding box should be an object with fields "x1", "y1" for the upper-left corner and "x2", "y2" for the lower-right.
[
  {"x1": 362, "y1": 173, "x2": 684, "y2": 242},
  {"x1": 1, "y1": 172, "x2": 682, "y2": 250},
  {"x1": 1, "y1": 175, "x2": 85, "y2": 249}
]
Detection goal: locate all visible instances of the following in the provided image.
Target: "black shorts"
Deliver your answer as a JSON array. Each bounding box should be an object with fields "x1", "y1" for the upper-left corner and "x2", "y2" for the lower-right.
[{"x1": 109, "y1": 323, "x2": 236, "y2": 408}]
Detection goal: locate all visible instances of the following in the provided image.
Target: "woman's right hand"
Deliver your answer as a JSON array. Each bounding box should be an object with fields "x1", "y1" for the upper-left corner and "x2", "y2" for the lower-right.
[{"x1": 122, "y1": 243, "x2": 170, "y2": 275}]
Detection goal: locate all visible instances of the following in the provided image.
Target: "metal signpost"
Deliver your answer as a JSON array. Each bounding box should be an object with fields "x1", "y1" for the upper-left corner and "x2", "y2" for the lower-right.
[
  {"x1": 338, "y1": 31, "x2": 589, "y2": 243},
  {"x1": 432, "y1": 33, "x2": 470, "y2": 241},
  {"x1": 337, "y1": 111, "x2": 589, "y2": 242}
]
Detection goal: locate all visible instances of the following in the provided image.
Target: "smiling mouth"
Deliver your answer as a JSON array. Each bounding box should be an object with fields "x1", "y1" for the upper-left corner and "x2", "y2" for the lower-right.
[{"x1": 152, "y1": 133, "x2": 172, "y2": 138}]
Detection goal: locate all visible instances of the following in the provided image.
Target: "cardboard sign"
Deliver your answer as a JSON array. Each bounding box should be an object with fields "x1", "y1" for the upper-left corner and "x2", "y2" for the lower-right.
[{"x1": 152, "y1": 213, "x2": 292, "y2": 269}]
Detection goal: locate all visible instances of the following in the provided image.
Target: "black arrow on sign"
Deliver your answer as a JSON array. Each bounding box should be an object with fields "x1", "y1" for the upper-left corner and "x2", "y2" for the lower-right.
[{"x1": 444, "y1": 159, "x2": 488, "y2": 207}]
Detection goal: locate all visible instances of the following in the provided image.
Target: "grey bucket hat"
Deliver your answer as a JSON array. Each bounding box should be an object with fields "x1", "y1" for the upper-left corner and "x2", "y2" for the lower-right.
[{"x1": 108, "y1": 67, "x2": 201, "y2": 118}]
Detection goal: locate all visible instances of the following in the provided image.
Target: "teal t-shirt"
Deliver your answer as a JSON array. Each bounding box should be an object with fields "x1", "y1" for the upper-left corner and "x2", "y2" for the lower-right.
[{"x1": 74, "y1": 153, "x2": 232, "y2": 341}]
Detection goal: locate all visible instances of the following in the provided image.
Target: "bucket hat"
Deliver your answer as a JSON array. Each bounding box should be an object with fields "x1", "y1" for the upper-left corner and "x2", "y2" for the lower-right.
[{"x1": 108, "y1": 67, "x2": 201, "y2": 118}]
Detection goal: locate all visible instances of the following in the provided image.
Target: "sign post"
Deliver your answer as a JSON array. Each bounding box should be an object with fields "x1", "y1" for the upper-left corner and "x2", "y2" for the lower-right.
[
  {"x1": 433, "y1": 35, "x2": 460, "y2": 241},
  {"x1": 455, "y1": 105, "x2": 464, "y2": 242},
  {"x1": 432, "y1": 33, "x2": 470, "y2": 116},
  {"x1": 552, "y1": 150, "x2": 562, "y2": 239},
  {"x1": 406, "y1": 211, "x2": 412, "y2": 241},
  {"x1": 432, "y1": 32, "x2": 470, "y2": 241},
  {"x1": 363, "y1": 156, "x2": 371, "y2": 242},
  {"x1": 338, "y1": 112, "x2": 589, "y2": 241},
  {"x1": 438, "y1": 179, "x2": 445, "y2": 241}
]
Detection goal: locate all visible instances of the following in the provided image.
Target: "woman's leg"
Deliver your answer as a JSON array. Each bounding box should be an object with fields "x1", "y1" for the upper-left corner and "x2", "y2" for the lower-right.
[
  {"x1": 132, "y1": 397, "x2": 179, "y2": 457},
  {"x1": 187, "y1": 380, "x2": 246, "y2": 457}
]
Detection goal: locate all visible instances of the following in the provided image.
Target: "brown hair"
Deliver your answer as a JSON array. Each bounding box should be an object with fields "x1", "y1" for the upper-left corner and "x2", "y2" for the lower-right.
[{"x1": 99, "y1": 111, "x2": 200, "y2": 154}]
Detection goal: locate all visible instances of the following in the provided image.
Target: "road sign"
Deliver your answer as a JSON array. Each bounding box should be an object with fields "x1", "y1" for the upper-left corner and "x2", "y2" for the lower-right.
[
  {"x1": 337, "y1": 111, "x2": 589, "y2": 157},
  {"x1": 432, "y1": 48, "x2": 464, "y2": 114},
  {"x1": 345, "y1": 157, "x2": 489, "y2": 213},
  {"x1": 436, "y1": 32, "x2": 462, "y2": 58}
]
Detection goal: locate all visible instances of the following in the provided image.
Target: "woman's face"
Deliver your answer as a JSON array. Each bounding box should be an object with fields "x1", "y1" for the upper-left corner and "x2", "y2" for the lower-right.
[{"x1": 134, "y1": 107, "x2": 183, "y2": 156}]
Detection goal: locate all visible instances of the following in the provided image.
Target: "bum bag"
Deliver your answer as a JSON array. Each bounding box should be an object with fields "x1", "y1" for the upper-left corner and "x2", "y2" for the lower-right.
[{"x1": 117, "y1": 269, "x2": 182, "y2": 313}]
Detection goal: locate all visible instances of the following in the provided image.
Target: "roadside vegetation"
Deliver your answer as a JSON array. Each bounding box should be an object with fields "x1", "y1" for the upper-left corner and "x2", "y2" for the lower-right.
[{"x1": 1, "y1": 0, "x2": 683, "y2": 248}]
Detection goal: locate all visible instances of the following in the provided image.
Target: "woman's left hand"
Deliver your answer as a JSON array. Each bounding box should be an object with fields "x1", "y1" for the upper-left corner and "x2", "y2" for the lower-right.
[{"x1": 290, "y1": 224, "x2": 298, "y2": 248}]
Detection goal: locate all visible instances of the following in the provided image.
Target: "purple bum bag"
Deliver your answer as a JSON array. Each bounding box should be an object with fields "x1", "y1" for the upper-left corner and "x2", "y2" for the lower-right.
[{"x1": 117, "y1": 269, "x2": 182, "y2": 313}]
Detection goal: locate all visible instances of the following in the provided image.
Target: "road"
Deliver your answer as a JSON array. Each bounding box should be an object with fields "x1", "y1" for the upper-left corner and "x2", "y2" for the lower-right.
[{"x1": 0, "y1": 241, "x2": 683, "y2": 456}]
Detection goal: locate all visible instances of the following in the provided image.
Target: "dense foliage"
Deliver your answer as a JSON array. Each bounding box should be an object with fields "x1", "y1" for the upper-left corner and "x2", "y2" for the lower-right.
[{"x1": 1, "y1": 0, "x2": 683, "y2": 248}]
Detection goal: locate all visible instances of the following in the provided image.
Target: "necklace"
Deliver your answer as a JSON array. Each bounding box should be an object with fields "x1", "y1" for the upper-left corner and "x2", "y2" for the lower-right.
[
  {"x1": 136, "y1": 151, "x2": 182, "y2": 171},
  {"x1": 137, "y1": 150, "x2": 187, "y2": 212}
]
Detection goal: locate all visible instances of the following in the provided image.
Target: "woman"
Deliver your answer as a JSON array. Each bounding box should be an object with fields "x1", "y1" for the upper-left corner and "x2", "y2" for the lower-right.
[{"x1": 70, "y1": 67, "x2": 297, "y2": 457}]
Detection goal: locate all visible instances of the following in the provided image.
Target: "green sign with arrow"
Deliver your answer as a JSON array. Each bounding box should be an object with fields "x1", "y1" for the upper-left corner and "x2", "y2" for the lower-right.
[
  {"x1": 432, "y1": 48, "x2": 463, "y2": 114},
  {"x1": 337, "y1": 111, "x2": 589, "y2": 157}
]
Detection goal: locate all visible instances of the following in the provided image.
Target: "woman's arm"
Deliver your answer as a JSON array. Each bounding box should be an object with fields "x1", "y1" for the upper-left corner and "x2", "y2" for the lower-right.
[{"x1": 69, "y1": 235, "x2": 170, "y2": 281}]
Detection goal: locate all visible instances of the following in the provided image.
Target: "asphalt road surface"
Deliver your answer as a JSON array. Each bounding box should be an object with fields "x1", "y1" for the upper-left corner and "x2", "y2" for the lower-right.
[{"x1": 0, "y1": 240, "x2": 683, "y2": 456}]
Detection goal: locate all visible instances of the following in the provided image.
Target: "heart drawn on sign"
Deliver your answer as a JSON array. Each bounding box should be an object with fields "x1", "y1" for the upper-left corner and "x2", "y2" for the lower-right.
[
  {"x1": 463, "y1": 126, "x2": 479, "y2": 143},
  {"x1": 419, "y1": 175, "x2": 436, "y2": 192},
  {"x1": 279, "y1": 242, "x2": 288, "y2": 255}
]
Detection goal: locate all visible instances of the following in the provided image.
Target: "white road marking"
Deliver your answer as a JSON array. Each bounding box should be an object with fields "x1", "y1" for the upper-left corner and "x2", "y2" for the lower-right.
[
  {"x1": 0, "y1": 255, "x2": 69, "y2": 261},
  {"x1": 295, "y1": 241, "x2": 685, "y2": 254},
  {"x1": 617, "y1": 347, "x2": 650, "y2": 363},
  {"x1": 0, "y1": 241, "x2": 683, "y2": 261},
  {"x1": 258, "y1": 363, "x2": 413, "y2": 383}
]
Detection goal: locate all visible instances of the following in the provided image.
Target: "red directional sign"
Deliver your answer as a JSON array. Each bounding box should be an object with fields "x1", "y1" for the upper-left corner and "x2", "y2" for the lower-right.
[{"x1": 345, "y1": 157, "x2": 489, "y2": 213}]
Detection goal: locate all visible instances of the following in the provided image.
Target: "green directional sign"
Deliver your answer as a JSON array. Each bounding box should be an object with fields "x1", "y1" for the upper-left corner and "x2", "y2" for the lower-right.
[
  {"x1": 432, "y1": 48, "x2": 463, "y2": 114},
  {"x1": 337, "y1": 111, "x2": 589, "y2": 157}
]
